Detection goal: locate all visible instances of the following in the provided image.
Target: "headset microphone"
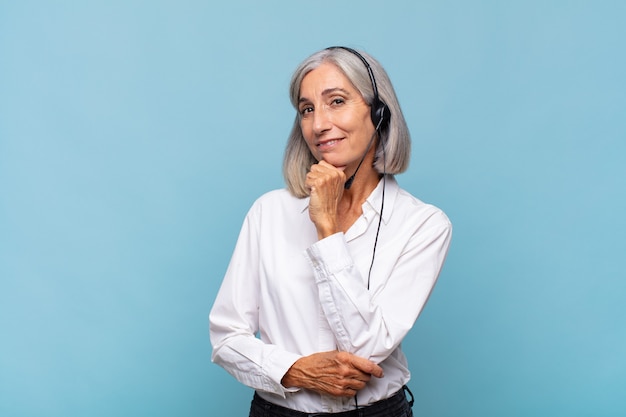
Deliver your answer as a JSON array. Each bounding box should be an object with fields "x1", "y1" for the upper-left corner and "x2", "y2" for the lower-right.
[{"x1": 344, "y1": 176, "x2": 356, "y2": 190}]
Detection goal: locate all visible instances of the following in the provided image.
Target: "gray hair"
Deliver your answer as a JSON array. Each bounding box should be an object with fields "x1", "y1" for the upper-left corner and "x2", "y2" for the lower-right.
[{"x1": 282, "y1": 47, "x2": 411, "y2": 198}]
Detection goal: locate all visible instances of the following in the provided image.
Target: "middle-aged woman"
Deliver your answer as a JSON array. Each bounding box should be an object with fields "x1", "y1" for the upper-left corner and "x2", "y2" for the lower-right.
[{"x1": 209, "y1": 46, "x2": 452, "y2": 417}]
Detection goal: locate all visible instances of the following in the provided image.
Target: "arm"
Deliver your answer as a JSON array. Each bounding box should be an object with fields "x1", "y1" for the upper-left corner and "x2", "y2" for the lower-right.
[
  {"x1": 209, "y1": 210, "x2": 301, "y2": 397},
  {"x1": 307, "y1": 216, "x2": 452, "y2": 362},
  {"x1": 305, "y1": 161, "x2": 452, "y2": 362},
  {"x1": 305, "y1": 168, "x2": 452, "y2": 363}
]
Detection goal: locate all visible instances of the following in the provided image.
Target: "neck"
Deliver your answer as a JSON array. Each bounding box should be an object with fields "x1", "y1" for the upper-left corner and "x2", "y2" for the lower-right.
[{"x1": 341, "y1": 170, "x2": 381, "y2": 206}]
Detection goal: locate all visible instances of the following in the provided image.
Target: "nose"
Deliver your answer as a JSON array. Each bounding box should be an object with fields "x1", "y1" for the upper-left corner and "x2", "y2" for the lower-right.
[{"x1": 312, "y1": 106, "x2": 332, "y2": 135}]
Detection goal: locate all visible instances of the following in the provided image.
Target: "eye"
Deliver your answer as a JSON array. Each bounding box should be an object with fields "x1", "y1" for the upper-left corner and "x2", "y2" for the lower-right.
[
  {"x1": 299, "y1": 105, "x2": 314, "y2": 116},
  {"x1": 331, "y1": 97, "x2": 345, "y2": 105}
]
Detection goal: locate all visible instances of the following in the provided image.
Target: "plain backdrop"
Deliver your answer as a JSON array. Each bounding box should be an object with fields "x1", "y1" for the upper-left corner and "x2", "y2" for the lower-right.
[{"x1": 1, "y1": 1, "x2": 624, "y2": 416}]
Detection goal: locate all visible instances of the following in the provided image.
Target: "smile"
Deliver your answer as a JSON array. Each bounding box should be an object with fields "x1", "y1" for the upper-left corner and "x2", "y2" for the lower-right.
[{"x1": 317, "y1": 138, "x2": 343, "y2": 150}]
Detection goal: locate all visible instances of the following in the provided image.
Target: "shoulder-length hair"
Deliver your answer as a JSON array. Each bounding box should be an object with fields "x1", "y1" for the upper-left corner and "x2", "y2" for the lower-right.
[{"x1": 282, "y1": 47, "x2": 411, "y2": 198}]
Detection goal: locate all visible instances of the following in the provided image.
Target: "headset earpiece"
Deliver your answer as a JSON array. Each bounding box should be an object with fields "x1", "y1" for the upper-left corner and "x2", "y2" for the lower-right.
[{"x1": 371, "y1": 97, "x2": 390, "y2": 131}]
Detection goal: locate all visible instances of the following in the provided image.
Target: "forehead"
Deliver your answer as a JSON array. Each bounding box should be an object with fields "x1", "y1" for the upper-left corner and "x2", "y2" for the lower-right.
[{"x1": 299, "y1": 62, "x2": 357, "y2": 96}]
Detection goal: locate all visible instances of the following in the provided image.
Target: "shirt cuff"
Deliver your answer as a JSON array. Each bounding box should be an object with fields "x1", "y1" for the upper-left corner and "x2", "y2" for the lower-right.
[
  {"x1": 266, "y1": 349, "x2": 302, "y2": 396},
  {"x1": 304, "y1": 232, "x2": 352, "y2": 282}
]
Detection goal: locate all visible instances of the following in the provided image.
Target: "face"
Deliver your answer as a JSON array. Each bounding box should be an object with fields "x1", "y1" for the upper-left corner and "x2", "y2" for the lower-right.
[{"x1": 298, "y1": 62, "x2": 376, "y2": 172}]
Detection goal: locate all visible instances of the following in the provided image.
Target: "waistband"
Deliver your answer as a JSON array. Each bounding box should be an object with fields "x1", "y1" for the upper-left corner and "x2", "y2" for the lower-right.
[{"x1": 251, "y1": 387, "x2": 411, "y2": 417}]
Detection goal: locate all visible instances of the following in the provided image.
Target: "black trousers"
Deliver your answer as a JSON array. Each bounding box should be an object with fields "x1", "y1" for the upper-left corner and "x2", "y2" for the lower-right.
[{"x1": 248, "y1": 388, "x2": 413, "y2": 417}]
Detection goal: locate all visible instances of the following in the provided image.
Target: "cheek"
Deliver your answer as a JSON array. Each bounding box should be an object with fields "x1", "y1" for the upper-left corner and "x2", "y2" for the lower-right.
[
  {"x1": 300, "y1": 123, "x2": 319, "y2": 156},
  {"x1": 337, "y1": 108, "x2": 367, "y2": 133},
  {"x1": 300, "y1": 122, "x2": 314, "y2": 145}
]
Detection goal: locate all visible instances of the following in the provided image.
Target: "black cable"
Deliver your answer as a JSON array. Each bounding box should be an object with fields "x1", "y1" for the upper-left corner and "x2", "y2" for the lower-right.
[
  {"x1": 366, "y1": 136, "x2": 386, "y2": 290},
  {"x1": 354, "y1": 131, "x2": 387, "y2": 411}
]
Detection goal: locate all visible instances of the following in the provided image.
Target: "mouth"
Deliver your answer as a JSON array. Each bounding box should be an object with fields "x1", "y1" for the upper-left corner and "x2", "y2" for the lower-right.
[{"x1": 317, "y1": 138, "x2": 343, "y2": 150}]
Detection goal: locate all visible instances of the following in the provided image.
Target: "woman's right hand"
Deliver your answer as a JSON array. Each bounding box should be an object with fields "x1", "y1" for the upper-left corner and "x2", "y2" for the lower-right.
[{"x1": 281, "y1": 350, "x2": 384, "y2": 397}]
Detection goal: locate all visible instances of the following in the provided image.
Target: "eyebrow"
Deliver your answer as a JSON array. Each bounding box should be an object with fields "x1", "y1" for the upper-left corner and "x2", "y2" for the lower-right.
[{"x1": 298, "y1": 87, "x2": 352, "y2": 104}]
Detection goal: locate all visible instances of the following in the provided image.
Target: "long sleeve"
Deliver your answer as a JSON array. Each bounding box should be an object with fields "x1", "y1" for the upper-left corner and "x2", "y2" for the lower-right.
[
  {"x1": 209, "y1": 203, "x2": 302, "y2": 397},
  {"x1": 305, "y1": 194, "x2": 452, "y2": 364}
]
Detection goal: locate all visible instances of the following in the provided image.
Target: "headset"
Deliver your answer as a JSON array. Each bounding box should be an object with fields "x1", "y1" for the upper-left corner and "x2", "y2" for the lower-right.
[
  {"x1": 326, "y1": 47, "x2": 391, "y2": 190},
  {"x1": 326, "y1": 46, "x2": 391, "y2": 131}
]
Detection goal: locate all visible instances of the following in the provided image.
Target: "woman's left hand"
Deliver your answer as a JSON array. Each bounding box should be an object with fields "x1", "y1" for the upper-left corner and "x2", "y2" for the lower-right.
[{"x1": 281, "y1": 350, "x2": 384, "y2": 397}]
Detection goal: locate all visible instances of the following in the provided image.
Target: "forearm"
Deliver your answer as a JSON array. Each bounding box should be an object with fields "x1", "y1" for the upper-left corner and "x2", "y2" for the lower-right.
[{"x1": 210, "y1": 323, "x2": 301, "y2": 396}]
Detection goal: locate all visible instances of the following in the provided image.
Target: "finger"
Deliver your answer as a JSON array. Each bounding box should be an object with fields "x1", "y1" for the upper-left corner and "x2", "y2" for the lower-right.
[
  {"x1": 352, "y1": 372, "x2": 372, "y2": 383},
  {"x1": 306, "y1": 165, "x2": 332, "y2": 183},
  {"x1": 312, "y1": 161, "x2": 346, "y2": 179},
  {"x1": 317, "y1": 160, "x2": 345, "y2": 172},
  {"x1": 349, "y1": 356, "x2": 384, "y2": 378},
  {"x1": 317, "y1": 160, "x2": 334, "y2": 169}
]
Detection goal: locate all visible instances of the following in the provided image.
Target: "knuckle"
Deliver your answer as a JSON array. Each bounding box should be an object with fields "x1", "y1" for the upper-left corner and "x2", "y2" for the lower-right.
[{"x1": 336, "y1": 351, "x2": 350, "y2": 361}]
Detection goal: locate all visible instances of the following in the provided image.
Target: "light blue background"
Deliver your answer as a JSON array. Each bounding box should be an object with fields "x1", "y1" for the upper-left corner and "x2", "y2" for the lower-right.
[{"x1": 1, "y1": 1, "x2": 624, "y2": 416}]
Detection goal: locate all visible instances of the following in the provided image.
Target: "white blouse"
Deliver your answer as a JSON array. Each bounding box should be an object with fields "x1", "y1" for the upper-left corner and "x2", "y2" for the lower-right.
[{"x1": 209, "y1": 176, "x2": 452, "y2": 413}]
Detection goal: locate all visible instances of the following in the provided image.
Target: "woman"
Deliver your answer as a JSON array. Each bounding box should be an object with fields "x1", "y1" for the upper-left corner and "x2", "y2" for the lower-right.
[{"x1": 209, "y1": 46, "x2": 452, "y2": 416}]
